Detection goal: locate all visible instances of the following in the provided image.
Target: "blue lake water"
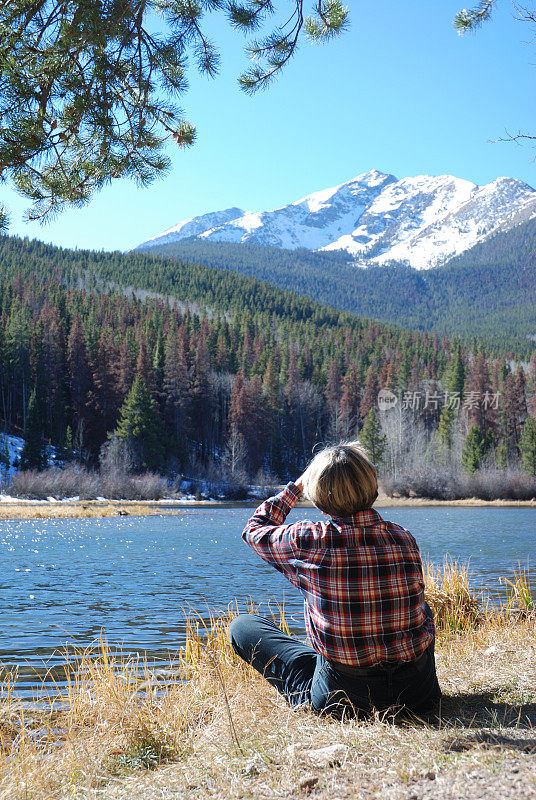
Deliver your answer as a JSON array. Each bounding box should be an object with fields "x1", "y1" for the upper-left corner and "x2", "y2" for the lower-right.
[{"x1": 1, "y1": 505, "x2": 534, "y2": 698}]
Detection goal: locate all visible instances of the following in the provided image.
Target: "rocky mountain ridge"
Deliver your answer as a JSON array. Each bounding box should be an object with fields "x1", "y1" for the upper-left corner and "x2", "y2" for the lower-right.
[{"x1": 136, "y1": 169, "x2": 536, "y2": 270}]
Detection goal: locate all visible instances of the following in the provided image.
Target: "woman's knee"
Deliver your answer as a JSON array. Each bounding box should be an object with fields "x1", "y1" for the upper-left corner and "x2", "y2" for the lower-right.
[{"x1": 228, "y1": 613, "x2": 265, "y2": 654}]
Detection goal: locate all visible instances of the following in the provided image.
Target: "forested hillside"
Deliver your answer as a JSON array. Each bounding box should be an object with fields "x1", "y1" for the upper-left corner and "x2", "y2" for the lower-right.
[
  {"x1": 0, "y1": 234, "x2": 535, "y2": 490},
  {"x1": 142, "y1": 231, "x2": 536, "y2": 356},
  {"x1": 0, "y1": 236, "x2": 355, "y2": 326}
]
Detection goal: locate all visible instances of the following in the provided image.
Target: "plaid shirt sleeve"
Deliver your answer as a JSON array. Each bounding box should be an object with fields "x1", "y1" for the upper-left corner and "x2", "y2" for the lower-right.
[{"x1": 242, "y1": 483, "x2": 320, "y2": 587}]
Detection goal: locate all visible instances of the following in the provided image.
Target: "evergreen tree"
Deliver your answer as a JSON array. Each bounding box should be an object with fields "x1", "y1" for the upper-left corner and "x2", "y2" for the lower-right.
[
  {"x1": 262, "y1": 356, "x2": 282, "y2": 475},
  {"x1": 67, "y1": 312, "x2": 92, "y2": 425},
  {"x1": 502, "y1": 372, "x2": 522, "y2": 462},
  {"x1": 359, "y1": 364, "x2": 379, "y2": 421},
  {"x1": 243, "y1": 374, "x2": 268, "y2": 474},
  {"x1": 407, "y1": 353, "x2": 421, "y2": 393},
  {"x1": 338, "y1": 363, "x2": 360, "y2": 440},
  {"x1": 461, "y1": 425, "x2": 488, "y2": 474},
  {"x1": 324, "y1": 359, "x2": 342, "y2": 437},
  {"x1": 152, "y1": 330, "x2": 166, "y2": 407},
  {"x1": 136, "y1": 334, "x2": 157, "y2": 398},
  {"x1": 519, "y1": 416, "x2": 536, "y2": 477},
  {"x1": 437, "y1": 405, "x2": 454, "y2": 450},
  {"x1": 495, "y1": 437, "x2": 508, "y2": 470},
  {"x1": 528, "y1": 353, "x2": 536, "y2": 418},
  {"x1": 359, "y1": 408, "x2": 386, "y2": 467},
  {"x1": 513, "y1": 366, "x2": 528, "y2": 439},
  {"x1": 40, "y1": 303, "x2": 66, "y2": 444},
  {"x1": 63, "y1": 425, "x2": 74, "y2": 462},
  {"x1": 163, "y1": 327, "x2": 190, "y2": 453},
  {"x1": 89, "y1": 329, "x2": 120, "y2": 451},
  {"x1": 20, "y1": 389, "x2": 47, "y2": 470},
  {"x1": 114, "y1": 375, "x2": 164, "y2": 471},
  {"x1": 445, "y1": 343, "x2": 465, "y2": 396},
  {"x1": 5, "y1": 296, "x2": 31, "y2": 430},
  {"x1": 240, "y1": 326, "x2": 253, "y2": 375},
  {"x1": 396, "y1": 350, "x2": 412, "y2": 392},
  {"x1": 116, "y1": 339, "x2": 135, "y2": 401},
  {"x1": 153, "y1": 330, "x2": 165, "y2": 377},
  {"x1": 189, "y1": 338, "x2": 214, "y2": 461}
]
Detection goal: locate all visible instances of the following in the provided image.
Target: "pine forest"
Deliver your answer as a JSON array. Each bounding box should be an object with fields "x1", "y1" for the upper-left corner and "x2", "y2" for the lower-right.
[{"x1": 0, "y1": 234, "x2": 535, "y2": 499}]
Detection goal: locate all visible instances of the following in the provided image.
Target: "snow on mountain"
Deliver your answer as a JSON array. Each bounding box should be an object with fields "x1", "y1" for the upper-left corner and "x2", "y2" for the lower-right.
[
  {"x1": 333, "y1": 175, "x2": 536, "y2": 270},
  {"x1": 200, "y1": 170, "x2": 396, "y2": 251},
  {"x1": 141, "y1": 207, "x2": 245, "y2": 249},
  {"x1": 136, "y1": 171, "x2": 536, "y2": 270}
]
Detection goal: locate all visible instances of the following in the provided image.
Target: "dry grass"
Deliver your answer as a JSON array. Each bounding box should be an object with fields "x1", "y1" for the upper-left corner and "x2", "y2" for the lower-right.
[
  {"x1": 1, "y1": 570, "x2": 535, "y2": 800},
  {"x1": 424, "y1": 558, "x2": 484, "y2": 632},
  {"x1": 0, "y1": 501, "x2": 179, "y2": 519},
  {"x1": 502, "y1": 567, "x2": 535, "y2": 614},
  {"x1": 6, "y1": 466, "x2": 174, "y2": 502}
]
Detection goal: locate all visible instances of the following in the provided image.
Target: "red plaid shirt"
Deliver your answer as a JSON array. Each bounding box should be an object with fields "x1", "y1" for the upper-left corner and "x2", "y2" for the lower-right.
[{"x1": 242, "y1": 483, "x2": 434, "y2": 667}]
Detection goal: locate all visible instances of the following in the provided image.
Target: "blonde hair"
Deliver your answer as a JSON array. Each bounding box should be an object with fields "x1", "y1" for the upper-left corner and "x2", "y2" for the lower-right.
[{"x1": 301, "y1": 442, "x2": 378, "y2": 517}]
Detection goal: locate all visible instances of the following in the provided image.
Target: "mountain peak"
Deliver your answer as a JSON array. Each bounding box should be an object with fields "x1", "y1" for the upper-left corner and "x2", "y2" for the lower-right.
[
  {"x1": 136, "y1": 172, "x2": 536, "y2": 269},
  {"x1": 351, "y1": 168, "x2": 396, "y2": 184}
]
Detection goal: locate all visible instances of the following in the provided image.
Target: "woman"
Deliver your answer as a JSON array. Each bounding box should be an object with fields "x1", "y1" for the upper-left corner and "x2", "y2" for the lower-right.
[{"x1": 229, "y1": 442, "x2": 441, "y2": 717}]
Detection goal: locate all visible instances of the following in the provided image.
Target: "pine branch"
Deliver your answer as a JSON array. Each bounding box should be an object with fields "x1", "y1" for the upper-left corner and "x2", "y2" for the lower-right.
[
  {"x1": 0, "y1": 0, "x2": 348, "y2": 223},
  {"x1": 305, "y1": 0, "x2": 349, "y2": 42},
  {"x1": 454, "y1": 1, "x2": 496, "y2": 33}
]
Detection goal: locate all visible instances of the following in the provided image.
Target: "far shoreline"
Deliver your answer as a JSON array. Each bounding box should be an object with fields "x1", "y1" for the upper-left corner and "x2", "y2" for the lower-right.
[{"x1": 0, "y1": 491, "x2": 535, "y2": 519}]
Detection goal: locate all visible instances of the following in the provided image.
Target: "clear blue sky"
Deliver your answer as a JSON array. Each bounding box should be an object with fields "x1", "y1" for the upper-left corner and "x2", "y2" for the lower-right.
[{"x1": 2, "y1": 0, "x2": 536, "y2": 252}]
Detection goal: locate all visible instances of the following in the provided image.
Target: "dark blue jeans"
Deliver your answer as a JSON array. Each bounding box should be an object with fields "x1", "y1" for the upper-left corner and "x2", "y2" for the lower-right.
[{"x1": 229, "y1": 613, "x2": 441, "y2": 717}]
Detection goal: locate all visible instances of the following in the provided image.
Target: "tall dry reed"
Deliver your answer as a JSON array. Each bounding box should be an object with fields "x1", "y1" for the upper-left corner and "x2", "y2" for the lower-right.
[{"x1": 424, "y1": 558, "x2": 484, "y2": 632}]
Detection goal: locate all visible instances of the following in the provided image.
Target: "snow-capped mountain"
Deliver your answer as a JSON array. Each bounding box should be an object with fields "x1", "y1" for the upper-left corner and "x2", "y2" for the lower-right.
[
  {"x1": 142, "y1": 207, "x2": 245, "y2": 249},
  {"x1": 136, "y1": 170, "x2": 536, "y2": 270}
]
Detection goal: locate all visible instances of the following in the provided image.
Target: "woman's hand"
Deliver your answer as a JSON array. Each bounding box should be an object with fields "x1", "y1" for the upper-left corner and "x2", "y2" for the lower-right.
[{"x1": 294, "y1": 471, "x2": 307, "y2": 494}]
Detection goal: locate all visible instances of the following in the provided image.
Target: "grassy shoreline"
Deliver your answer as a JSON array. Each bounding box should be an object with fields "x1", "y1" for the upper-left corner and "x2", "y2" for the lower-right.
[
  {"x1": 1, "y1": 566, "x2": 535, "y2": 799},
  {"x1": 0, "y1": 492, "x2": 535, "y2": 519},
  {"x1": 0, "y1": 500, "x2": 180, "y2": 519}
]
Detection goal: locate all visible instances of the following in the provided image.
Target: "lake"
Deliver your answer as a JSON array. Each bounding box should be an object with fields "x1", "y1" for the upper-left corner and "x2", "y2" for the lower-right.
[{"x1": 1, "y1": 505, "x2": 535, "y2": 699}]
